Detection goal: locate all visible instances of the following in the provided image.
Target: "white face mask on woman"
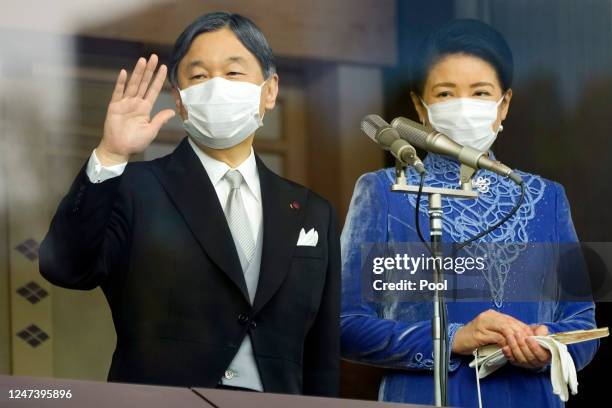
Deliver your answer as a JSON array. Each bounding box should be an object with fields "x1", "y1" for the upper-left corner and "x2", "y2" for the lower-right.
[
  {"x1": 179, "y1": 77, "x2": 266, "y2": 149},
  {"x1": 421, "y1": 96, "x2": 505, "y2": 152}
]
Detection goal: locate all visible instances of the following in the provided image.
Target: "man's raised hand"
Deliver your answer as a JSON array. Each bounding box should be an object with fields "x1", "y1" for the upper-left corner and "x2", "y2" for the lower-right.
[{"x1": 97, "y1": 54, "x2": 176, "y2": 165}]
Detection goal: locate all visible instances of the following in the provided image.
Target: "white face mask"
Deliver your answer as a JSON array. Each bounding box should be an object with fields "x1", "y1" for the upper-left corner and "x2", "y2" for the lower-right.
[
  {"x1": 179, "y1": 77, "x2": 266, "y2": 149},
  {"x1": 421, "y1": 96, "x2": 505, "y2": 152}
]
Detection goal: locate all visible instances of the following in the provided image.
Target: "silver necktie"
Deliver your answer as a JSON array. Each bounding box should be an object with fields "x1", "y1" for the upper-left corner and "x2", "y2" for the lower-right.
[{"x1": 224, "y1": 170, "x2": 256, "y2": 264}]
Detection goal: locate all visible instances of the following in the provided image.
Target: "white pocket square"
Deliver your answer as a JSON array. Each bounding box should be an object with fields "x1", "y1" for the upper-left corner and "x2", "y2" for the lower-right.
[{"x1": 297, "y1": 227, "x2": 318, "y2": 247}]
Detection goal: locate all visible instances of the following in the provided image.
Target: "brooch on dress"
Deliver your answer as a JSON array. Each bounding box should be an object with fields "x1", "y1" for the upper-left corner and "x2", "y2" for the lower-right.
[{"x1": 472, "y1": 176, "x2": 491, "y2": 193}]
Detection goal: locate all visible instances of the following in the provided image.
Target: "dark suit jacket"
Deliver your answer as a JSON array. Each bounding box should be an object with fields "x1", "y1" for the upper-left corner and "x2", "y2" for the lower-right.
[{"x1": 39, "y1": 137, "x2": 340, "y2": 396}]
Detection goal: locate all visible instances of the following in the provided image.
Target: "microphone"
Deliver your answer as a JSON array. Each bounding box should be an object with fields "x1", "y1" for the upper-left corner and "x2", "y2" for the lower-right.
[
  {"x1": 361, "y1": 114, "x2": 425, "y2": 174},
  {"x1": 391, "y1": 117, "x2": 523, "y2": 184}
]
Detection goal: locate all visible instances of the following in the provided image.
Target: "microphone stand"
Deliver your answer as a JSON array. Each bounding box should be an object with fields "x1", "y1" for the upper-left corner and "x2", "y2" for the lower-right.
[{"x1": 392, "y1": 161, "x2": 478, "y2": 407}]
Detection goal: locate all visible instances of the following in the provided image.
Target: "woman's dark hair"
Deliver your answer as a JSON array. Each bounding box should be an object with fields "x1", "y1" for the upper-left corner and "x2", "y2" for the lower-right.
[
  {"x1": 412, "y1": 19, "x2": 514, "y2": 96},
  {"x1": 168, "y1": 11, "x2": 276, "y2": 87}
]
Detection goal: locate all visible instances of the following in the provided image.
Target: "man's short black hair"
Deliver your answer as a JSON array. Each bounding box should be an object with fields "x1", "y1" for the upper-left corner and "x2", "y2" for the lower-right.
[
  {"x1": 169, "y1": 11, "x2": 276, "y2": 87},
  {"x1": 412, "y1": 19, "x2": 514, "y2": 96}
]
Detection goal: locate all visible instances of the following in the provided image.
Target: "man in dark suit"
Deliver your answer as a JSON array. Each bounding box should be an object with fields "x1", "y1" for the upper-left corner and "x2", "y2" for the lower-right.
[{"x1": 39, "y1": 12, "x2": 339, "y2": 397}]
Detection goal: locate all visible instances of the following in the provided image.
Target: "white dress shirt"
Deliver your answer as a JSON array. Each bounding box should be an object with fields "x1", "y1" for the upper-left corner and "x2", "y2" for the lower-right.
[
  {"x1": 86, "y1": 149, "x2": 127, "y2": 183},
  {"x1": 186, "y1": 137, "x2": 262, "y2": 244}
]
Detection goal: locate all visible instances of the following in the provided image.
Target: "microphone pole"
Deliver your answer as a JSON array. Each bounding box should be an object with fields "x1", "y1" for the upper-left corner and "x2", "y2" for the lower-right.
[
  {"x1": 361, "y1": 114, "x2": 451, "y2": 406},
  {"x1": 428, "y1": 192, "x2": 447, "y2": 407}
]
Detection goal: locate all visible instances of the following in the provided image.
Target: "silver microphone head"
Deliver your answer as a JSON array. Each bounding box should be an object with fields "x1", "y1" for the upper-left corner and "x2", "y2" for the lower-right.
[
  {"x1": 392, "y1": 116, "x2": 466, "y2": 157},
  {"x1": 361, "y1": 114, "x2": 389, "y2": 142},
  {"x1": 362, "y1": 114, "x2": 405, "y2": 149},
  {"x1": 361, "y1": 114, "x2": 425, "y2": 174},
  {"x1": 390, "y1": 116, "x2": 430, "y2": 148}
]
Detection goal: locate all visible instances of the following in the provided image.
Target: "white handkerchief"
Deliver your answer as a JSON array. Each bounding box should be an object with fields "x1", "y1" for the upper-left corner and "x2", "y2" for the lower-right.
[
  {"x1": 297, "y1": 227, "x2": 318, "y2": 247},
  {"x1": 470, "y1": 336, "x2": 578, "y2": 402}
]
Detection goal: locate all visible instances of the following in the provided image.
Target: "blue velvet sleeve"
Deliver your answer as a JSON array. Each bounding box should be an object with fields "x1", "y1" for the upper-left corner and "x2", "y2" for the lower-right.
[
  {"x1": 340, "y1": 172, "x2": 463, "y2": 371},
  {"x1": 541, "y1": 183, "x2": 598, "y2": 371}
]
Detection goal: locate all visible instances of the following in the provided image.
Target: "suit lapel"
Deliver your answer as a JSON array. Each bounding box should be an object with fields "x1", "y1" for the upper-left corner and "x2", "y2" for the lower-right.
[
  {"x1": 151, "y1": 137, "x2": 250, "y2": 303},
  {"x1": 252, "y1": 155, "x2": 307, "y2": 313}
]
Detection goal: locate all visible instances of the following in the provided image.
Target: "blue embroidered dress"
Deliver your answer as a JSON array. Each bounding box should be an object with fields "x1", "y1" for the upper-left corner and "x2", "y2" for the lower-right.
[{"x1": 340, "y1": 153, "x2": 598, "y2": 407}]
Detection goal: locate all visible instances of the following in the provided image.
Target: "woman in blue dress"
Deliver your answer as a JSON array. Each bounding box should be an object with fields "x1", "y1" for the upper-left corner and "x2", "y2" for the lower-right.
[{"x1": 340, "y1": 19, "x2": 598, "y2": 407}]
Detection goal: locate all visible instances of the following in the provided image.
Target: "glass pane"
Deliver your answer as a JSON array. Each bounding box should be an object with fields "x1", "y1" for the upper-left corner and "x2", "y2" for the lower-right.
[
  {"x1": 258, "y1": 153, "x2": 284, "y2": 176},
  {"x1": 153, "y1": 89, "x2": 183, "y2": 132},
  {"x1": 256, "y1": 102, "x2": 282, "y2": 140},
  {"x1": 143, "y1": 142, "x2": 176, "y2": 161}
]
